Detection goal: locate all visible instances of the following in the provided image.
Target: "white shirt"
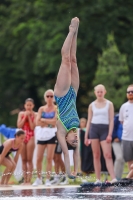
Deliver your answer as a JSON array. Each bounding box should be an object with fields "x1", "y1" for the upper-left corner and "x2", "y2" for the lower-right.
[
  {"x1": 119, "y1": 101, "x2": 133, "y2": 141},
  {"x1": 91, "y1": 100, "x2": 110, "y2": 124}
]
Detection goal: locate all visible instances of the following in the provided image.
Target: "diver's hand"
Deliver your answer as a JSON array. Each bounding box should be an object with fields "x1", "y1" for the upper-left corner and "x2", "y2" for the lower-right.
[
  {"x1": 68, "y1": 171, "x2": 77, "y2": 179},
  {"x1": 68, "y1": 174, "x2": 76, "y2": 179}
]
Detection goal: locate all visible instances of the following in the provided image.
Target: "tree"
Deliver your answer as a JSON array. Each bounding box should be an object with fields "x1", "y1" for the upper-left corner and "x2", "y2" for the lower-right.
[
  {"x1": 0, "y1": 0, "x2": 133, "y2": 125},
  {"x1": 92, "y1": 34, "x2": 130, "y2": 112}
]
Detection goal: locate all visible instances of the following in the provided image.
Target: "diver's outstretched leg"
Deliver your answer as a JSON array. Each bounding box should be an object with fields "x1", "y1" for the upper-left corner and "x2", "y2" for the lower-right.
[
  {"x1": 54, "y1": 17, "x2": 79, "y2": 97},
  {"x1": 70, "y1": 18, "x2": 79, "y2": 93}
]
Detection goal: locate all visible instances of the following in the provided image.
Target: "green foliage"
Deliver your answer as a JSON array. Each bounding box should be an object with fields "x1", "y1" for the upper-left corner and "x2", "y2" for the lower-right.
[{"x1": 92, "y1": 34, "x2": 130, "y2": 111}]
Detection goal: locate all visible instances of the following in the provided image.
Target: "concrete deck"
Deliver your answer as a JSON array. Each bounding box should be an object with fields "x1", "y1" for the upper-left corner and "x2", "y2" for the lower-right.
[{"x1": 0, "y1": 184, "x2": 80, "y2": 191}]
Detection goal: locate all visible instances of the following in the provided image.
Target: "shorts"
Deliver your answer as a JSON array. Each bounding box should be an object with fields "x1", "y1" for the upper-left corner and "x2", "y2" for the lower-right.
[
  {"x1": 89, "y1": 123, "x2": 109, "y2": 141},
  {"x1": 37, "y1": 136, "x2": 57, "y2": 145},
  {"x1": 122, "y1": 140, "x2": 133, "y2": 162},
  {"x1": 55, "y1": 141, "x2": 62, "y2": 154}
]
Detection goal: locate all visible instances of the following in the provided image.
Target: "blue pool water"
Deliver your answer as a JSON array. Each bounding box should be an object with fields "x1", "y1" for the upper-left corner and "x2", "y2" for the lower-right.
[{"x1": 0, "y1": 186, "x2": 133, "y2": 200}]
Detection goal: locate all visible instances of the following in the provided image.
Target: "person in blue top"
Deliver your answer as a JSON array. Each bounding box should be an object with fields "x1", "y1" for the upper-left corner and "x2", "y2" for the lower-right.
[
  {"x1": 54, "y1": 17, "x2": 80, "y2": 179},
  {"x1": 0, "y1": 124, "x2": 18, "y2": 139},
  {"x1": 33, "y1": 89, "x2": 57, "y2": 186}
]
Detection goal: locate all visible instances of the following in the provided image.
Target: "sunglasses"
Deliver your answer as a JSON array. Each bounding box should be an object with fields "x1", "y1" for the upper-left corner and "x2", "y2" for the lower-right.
[
  {"x1": 46, "y1": 95, "x2": 53, "y2": 98},
  {"x1": 127, "y1": 91, "x2": 133, "y2": 94}
]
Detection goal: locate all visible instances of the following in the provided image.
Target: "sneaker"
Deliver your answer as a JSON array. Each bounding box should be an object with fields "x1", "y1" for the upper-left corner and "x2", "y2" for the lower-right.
[
  {"x1": 45, "y1": 179, "x2": 51, "y2": 186},
  {"x1": 81, "y1": 179, "x2": 88, "y2": 183},
  {"x1": 32, "y1": 178, "x2": 42, "y2": 186},
  {"x1": 50, "y1": 177, "x2": 61, "y2": 185},
  {"x1": 94, "y1": 179, "x2": 102, "y2": 185},
  {"x1": 110, "y1": 178, "x2": 117, "y2": 184},
  {"x1": 59, "y1": 176, "x2": 68, "y2": 185},
  {"x1": 18, "y1": 177, "x2": 24, "y2": 184}
]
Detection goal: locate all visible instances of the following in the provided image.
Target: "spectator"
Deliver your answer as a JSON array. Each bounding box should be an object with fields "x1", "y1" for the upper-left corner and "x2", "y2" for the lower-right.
[
  {"x1": 33, "y1": 89, "x2": 57, "y2": 186},
  {"x1": 17, "y1": 98, "x2": 36, "y2": 185},
  {"x1": 84, "y1": 84, "x2": 117, "y2": 184},
  {"x1": 119, "y1": 84, "x2": 133, "y2": 171},
  {"x1": 0, "y1": 124, "x2": 23, "y2": 182},
  {"x1": 0, "y1": 130, "x2": 25, "y2": 185}
]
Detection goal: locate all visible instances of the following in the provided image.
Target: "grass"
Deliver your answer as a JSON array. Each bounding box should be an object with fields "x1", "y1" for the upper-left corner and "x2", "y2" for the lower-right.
[
  {"x1": 0, "y1": 135, "x2": 129, "y2": 185},
  {"x1": 0, "y1": 155, "x2": 129, "y2": 185}
]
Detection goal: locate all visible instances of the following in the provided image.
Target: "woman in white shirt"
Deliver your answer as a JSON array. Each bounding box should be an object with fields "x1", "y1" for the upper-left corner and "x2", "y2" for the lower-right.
[{"x1": 84, "y1": 84, "x2": 117, "y2": 184}]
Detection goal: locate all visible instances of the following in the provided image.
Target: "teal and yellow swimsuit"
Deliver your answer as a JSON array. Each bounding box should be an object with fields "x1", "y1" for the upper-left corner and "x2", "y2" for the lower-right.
[{"x1": 54, "y1": 86, "x2": 80, "y2": 132}]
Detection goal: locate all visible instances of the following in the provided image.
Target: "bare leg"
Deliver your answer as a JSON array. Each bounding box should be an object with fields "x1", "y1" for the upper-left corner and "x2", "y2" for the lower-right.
[
  {"x1": 46, "y1": 144, "x2": 56, "y2": 179},
  {"x1": 54, "y1": 154, "x2": 65, "y2": 174},
  {"x1": 26, "y1": 137, "x2": 35, "y2": 184},
  {"x1": 53, "y1": 154, "x2": 60, "y2": 174},
  {"x1": 127, "y1": 163, "x2": 133, "y2": 178},
  {"x1": 56, "y1": 120, "x2": 71, "y2": 176},
  {"x1": 21, "y1": 144, "x2": 27, "y2": 183},
  {"x1": 91, "y1": 140, "x2": 101, "y2": 180},
  {"x1": 127, "y1": 161, "x2": 133, "y2": 171},
  {"x1": 4, "y1": 158, "x2": 16, "y2": 185},
  {"x1": 1, "y1": 168, "x2": 12, "y2": 185},
  {"x1": 101, "y1": 141, "x2": 116, "y2": 180},
  {"x1": 127, "y1": 170, "x2": 133, "y2": 178},
  {"x1": 54, "y1": 17, "x2": 79, "y2": 97},
  {"x1": 0, "y1": 158, "x2": 14, "y2": 185},
  {"x1": 59, "y1": 156, "x2": 65, "y2": 173},
  {"x1": 70, "y1": 19, "x2": 79, "y2": 93},
  {"x1": 36, "y1": 144, "x2": 46, "y2": 179}
]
